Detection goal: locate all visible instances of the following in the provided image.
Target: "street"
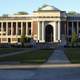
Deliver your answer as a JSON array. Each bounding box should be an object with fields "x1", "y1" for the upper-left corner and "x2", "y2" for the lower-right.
[{"x1": 0, "y1": 67, "x2": 80, "y2": 80}]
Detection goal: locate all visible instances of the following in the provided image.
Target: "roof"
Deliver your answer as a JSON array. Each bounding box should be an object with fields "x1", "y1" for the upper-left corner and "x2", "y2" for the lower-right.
[{"x1": 34, "y1": 4, "x2": 61, "y2": 12}]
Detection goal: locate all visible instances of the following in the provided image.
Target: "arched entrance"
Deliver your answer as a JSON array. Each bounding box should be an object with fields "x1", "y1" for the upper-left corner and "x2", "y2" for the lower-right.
[{"x1": 45, "y1": 25, "x2": 53, "y2": 42}]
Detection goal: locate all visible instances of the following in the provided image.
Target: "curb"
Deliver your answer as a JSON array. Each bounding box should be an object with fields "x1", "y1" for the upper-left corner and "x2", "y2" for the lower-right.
[{"x1": 0, "y1": 64, "x2": 80, "y2": 69}]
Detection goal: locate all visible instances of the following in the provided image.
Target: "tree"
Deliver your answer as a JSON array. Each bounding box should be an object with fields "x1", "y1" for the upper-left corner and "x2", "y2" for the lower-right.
[
  {"x1": 2, "y1": 14, "x2": 8, "y2": 17},
  {"x1": 71, "y1": 32, "x2": 78, "y2": 46},
  {"x1": 67, "y1": 11, "x2": 78, "y2": 16},
  {"x1": 14, "y1": 11, "x2": 28, "y2": 15}
]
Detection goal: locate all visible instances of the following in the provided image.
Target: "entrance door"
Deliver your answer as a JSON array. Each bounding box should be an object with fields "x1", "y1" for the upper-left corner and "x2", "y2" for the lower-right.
[
  {"x1": 45, "y1": 25, "x2": 53, "y2": 42},
  {"x1": 8, "y1": 38, "x2": 11, "y2": 43}
]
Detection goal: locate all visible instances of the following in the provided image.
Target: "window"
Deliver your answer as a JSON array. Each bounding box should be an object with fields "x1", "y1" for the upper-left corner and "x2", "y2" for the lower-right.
[
  {"x1": 3, "y1": 33, "x2": 6, "y2": 35},
  {"x1": 73, "y1": 22, "x2": 77, "y2": 33},
  {"x1": 28, "y1": 22, "x2": 31, "y2": 28},
  {"x1": 18, "y1": 30, "x2": 21, "y2": 35},
  {"x1": 68, "y1": 22, "x2": 72, "y2": 35},
  {"x1": 13, "y1": 22, "x2": 16, "y2": 35},
  {"x1": 18, "y1": 22, "x2": 21, "y2": 35},
  {"x1": 8, "y1": 22, "x2": 11, "y2": 28},
  {"x1": 79, "y1": 38, "x2": 80, "y2": 42},
  {"x1": 18, "y1": 38, "x2": 21, "y2": 42},
  {"x1": 12, "y1": 38, "x2": 17, "y2": 41},
  {"x1": 8, "y1": 30, "x2": 11, "y2": 35},
  {"x1": 8, "y1": 38, "x2": 11, "y2": 43},
  {"x1": 8, "y1": 22, "x2": 11, "y2": 35},
  {"x1": 18, "y1": 22, "x2": 21, "y2": 28},
  {"x1": 3, "y1": 22, "x2": 6, "y2": 31},
  {"x1": 68, "y1": 22, "x2": 72, "y2": 26},
  {"x1": 79, "y1": 22, "x2": 80, "y2": 33},
  {"x1": 0, "y1": 38, "x2": 1, "y2": 43},
  {"x1": 23, "y1": 22, "x2": 26, "y2": 35},
  {"x1": 68, "y1": 38, "x2": 71, "y2": 42},
  {"x1": 28, "y1": 22, "x2": 31, "y2": 35},
  {"x1": 68, "y1": 22, "x2": 72, "y2": 29},
  {"x1": 28, "y1": 30, "x2": 31, "y2": 35},
  {"x1": 68, "y1": 30, "x2": 72, "y2": 35},
  {"x1": 2, "y1": 38, "x2": 7, "y2": 41},
  {"x1": 0, "y1": 22, "x2": 1, "y2": 31}
]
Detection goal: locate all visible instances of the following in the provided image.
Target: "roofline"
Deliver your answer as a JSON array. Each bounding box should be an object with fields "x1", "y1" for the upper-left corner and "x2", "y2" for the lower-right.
[{"x1": 33, "y1": 10, "x2": 61, "y2": 13}]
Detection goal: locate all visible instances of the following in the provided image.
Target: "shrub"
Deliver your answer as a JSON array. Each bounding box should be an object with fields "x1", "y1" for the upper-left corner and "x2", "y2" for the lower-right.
[{"x1": 71, "y1": 32, "x2": 78, "y2": 46}]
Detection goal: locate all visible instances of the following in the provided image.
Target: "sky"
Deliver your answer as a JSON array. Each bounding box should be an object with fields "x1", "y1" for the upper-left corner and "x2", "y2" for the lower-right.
[{"x1": 0, "y1": 0, "x2": 80, "y2": 15}]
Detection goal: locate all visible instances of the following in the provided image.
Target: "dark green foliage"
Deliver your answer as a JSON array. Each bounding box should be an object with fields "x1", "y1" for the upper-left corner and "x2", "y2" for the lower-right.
[
  {"x1": 15, "y1": 11, "x2": 28, "y2": 15},
  {"x1": 71, "y1": 32, "x2": 78, "y2": 46},
  {"x1": 67, "y1": 11, "x2": 78, "y2": 16}
]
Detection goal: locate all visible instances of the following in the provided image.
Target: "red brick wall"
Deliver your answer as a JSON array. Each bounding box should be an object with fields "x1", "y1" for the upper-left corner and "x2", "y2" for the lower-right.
[{"x1": 32, "y1": 21, "x2": 38, "y2": 38}]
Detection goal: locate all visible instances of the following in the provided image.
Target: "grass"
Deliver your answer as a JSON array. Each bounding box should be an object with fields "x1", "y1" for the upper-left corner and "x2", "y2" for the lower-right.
[
  {"x1": 0, "y1": 48, "x2": 30, "y2": 55},
  {"x1": 64, "y1": 48, "x2": 80, "y2": 63},
  {"x1": 0, "y1": 49, "x2": 53, "y2": 64}
]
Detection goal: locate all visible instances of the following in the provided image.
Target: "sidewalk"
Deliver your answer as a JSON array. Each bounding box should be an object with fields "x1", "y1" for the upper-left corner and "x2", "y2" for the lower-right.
[
  {"x1": 0, "y1": 64, "x2": 80, "y2": 69},
  {"x1": 46, "y1": 42, "x2": 70, "y2": 64}
]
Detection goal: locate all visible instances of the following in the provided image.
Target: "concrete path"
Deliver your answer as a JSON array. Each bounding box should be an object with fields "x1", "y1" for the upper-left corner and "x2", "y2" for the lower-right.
[{"x1": 46, "y1": 42, "x2": 70, "y2": 64}]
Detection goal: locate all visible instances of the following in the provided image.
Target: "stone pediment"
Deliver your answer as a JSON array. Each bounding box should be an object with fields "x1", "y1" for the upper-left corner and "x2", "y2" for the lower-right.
[{"x1": 37, "y1": 4, "x2": 60, "y2": 11}]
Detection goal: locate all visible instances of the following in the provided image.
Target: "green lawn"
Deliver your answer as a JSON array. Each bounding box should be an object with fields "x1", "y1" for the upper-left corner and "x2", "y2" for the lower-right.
[
  {"x1": 0, "y1": 49, "x2": 53, "y2": 64},
  {"x1": 64, "y1": 48, "x2": 80, "y2": 63},
  {"x1": 0, "y1": 48, "x2": 29, "y2": 55}
]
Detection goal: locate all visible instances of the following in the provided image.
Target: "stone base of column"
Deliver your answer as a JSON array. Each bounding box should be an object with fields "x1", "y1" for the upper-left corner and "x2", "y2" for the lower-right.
[
  {"x1": 36, "y1": 40, "x2": 45, "y2": 43},
  {"x1": 54, "y1": 39, "x2": 61, "y2": 43}
]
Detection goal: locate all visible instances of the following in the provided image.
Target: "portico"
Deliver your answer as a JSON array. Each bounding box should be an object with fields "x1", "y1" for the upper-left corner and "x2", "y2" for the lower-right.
[{"x1": 35, "y1": 20, "x2": 61, "y2": 43}]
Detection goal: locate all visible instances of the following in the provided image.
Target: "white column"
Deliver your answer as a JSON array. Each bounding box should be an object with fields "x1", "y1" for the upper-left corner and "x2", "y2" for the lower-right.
[
  {"x1": 67, "y1": 22, "x2": 68, "y2": 36},
  {"x1": 11, "y1": 22, "x2": 13, "y2": 36},
  {"x1": 1, "y1": 22, "x2": 3, "y2": 43},
  {"x1": 16, "y1": 22, "x2": 18, "y2": 43},
  {"x1": 10, "y1": 22, "x2": 12, "y2": 43},
  {"x1": 55, "y1": 21, "x2": 58, "y2": 41},
  {"x1": 6, "y1": 22, "x2": 8, "y2": 36},
  {"x1": 72, "y1": 22, "x2": 74, "y2": 33},
  {"x1": 21, "y1": 22, "x2": 23, "y2": 35},
  {"x1": 42, "y1": 21, "x2": 45, "y2": 42},
  {"x1": 65, "y1": 22, "x2": 67, "y2": 36},
  {"x1": 53, "y1": 22, "x2": 56, "y2": 42},
  {"x1": 1, "y1": 22, "x2": 3, "y2": 36},
  {"x1": 58, "y1": 21, "x2": 61, "y2": 41},
  {"x1": 54, "y1": 21, "x2": 56, "y2": 42},
  {"x1": 38, "y1": 21, "x2": 40, "y2": 41},
  {"x1": 16, "y1": 22, "x2": 18, "y2": 36},
  {"x1": 6, "y1": 22, "x2": 8, "y2": 43}
]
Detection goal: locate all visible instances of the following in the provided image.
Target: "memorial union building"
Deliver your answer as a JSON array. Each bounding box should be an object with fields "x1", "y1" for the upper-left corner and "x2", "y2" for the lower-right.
[{"x1": 0, "y1": 5, "x2": 80, "y2": 43}]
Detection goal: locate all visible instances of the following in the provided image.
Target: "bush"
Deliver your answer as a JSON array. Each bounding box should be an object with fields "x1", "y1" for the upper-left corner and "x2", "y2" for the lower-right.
[{"x1": 71, "y1": 32, "x2": 78, "y2": 46}]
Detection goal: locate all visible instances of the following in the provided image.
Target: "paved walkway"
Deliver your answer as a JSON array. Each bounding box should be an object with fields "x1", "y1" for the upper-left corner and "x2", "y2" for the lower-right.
[{"x1": 46, "y1": 42, "x2": 70, "y2": 64}]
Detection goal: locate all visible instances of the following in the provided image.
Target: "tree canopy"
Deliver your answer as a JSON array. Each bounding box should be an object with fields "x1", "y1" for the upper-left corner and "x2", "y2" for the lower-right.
[
  {"x1": 71, "y1": 32, "x2": 78, "y2": 46},
  {"x1": 14, "y1": 11, "x2": 28, "y2": 15},
  {"x1": 2, "y1": 14, "x2": 8, "y2": 17},
  {"x1": 67, "y1": 11, "x2": 78, "y2": 16}
]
